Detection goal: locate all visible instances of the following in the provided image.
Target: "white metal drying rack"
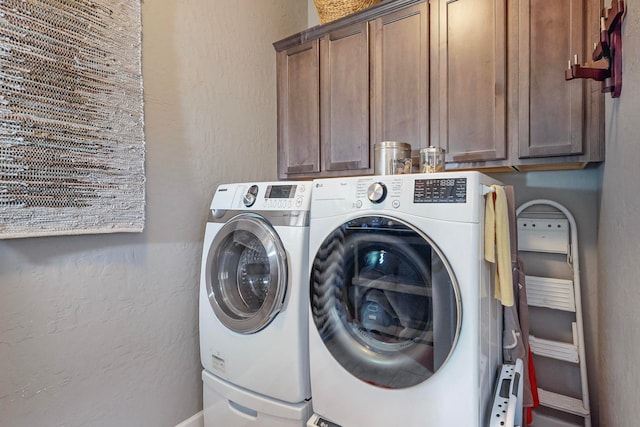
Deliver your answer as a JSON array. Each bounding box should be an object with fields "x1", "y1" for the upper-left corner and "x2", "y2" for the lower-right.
[{"x1": 516, "y1": 199, "x2": 591, "y2": 427}]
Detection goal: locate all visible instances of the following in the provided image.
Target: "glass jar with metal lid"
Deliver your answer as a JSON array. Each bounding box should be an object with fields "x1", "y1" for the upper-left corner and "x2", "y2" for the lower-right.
[{"x1": 420, "y1": 146, "x2": 446, "y2": 173}]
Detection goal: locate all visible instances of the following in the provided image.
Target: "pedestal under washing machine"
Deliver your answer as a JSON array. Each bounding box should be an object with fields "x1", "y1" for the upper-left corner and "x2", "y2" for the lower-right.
[
  {"x1": 199, "y1": 181, "x2": 312, "y2": 427},
  {"x1": 306, "y1": 171, "x2": 503, "y2": 427}
]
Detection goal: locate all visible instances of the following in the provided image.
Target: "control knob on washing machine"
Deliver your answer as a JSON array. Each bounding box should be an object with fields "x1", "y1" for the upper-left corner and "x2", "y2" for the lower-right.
[
  {"x1": 367, "y1": 182, "x2": 387, "y2": 204},
  {"x1": 242, "y1": 185, "x2": 259, "y2": 207}
]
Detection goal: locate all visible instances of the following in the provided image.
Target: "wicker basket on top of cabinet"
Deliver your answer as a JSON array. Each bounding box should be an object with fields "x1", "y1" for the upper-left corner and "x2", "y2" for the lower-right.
[{"x1": 313, "y1": 0, "x2": 382, "y2": 24}]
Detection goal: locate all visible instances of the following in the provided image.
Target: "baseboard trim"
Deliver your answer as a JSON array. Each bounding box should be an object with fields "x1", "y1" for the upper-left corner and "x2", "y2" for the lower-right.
[{"x1": 175, "y1": 410, "x2": 204, "y2": 427}]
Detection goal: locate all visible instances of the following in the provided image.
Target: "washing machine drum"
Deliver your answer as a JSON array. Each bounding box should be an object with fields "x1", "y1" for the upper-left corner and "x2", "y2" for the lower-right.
[
  {"x1": 310, "y1": 215, "x2": 461, "y2": 389},
  {"x1": 206, "y1": 214, "x2": 287, "y2": 334}
]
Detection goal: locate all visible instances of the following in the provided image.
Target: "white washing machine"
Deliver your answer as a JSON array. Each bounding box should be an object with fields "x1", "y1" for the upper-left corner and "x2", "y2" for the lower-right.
[
  {"x1": 199, "y1": 181, "x2": 313, "y2": 427},
  {"x1": 306, "y1": 171, "x2": 503, "y2": 427}
]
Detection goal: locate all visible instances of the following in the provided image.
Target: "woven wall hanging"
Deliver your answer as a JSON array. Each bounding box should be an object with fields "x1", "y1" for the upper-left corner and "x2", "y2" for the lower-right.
[{"x1": 0, "y1": 0, "x2": 145, "y2": 239}]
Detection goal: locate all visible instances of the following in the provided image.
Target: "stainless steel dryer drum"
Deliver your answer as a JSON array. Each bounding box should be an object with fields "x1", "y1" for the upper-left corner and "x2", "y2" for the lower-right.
[{"x1": 374, "y1": 141, "x2": 412, "y2": 175}]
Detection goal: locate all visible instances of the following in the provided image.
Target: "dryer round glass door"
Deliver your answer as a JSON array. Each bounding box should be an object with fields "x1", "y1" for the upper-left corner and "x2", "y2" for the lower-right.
[
  {"x1": 310, "y1": 215, "x2": 461, "y2": 389},
  {"x1": 206, "y1": 213, "x2": 287, "y2": 334}
]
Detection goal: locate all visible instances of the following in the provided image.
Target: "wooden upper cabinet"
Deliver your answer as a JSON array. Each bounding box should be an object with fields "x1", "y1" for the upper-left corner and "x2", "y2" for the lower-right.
[
  {"x1": 371, "y1": 3, "x2": 429, "y2": 150},
  {"x1": 321, "y1": 22, "x2": 371, "y2": 173},
  {"x1": 276, "y1": 40, "x2": 320, "y2": 178},
  {"x1": 274, "y1": 1, "x2": 428, "y2": 179},
  {"x1": 438, "y1": 0, "x2": 507, "y2": 164},
  {"x1": 274, "y1": 0, "x2": 603, "y2": 177},
  {"x1": 517, "y1": 0, "x2": 584, "y2": 159}
]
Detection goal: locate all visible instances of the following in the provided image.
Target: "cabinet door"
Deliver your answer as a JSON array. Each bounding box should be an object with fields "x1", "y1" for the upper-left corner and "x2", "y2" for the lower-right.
[
  {"x1": 371, "y1": 3, "x2": 429, "y2": 150},
  {"x1": 438, "y1": 0, "x2": 507, "y2": 163},
  {"x1": 276, "y1": 40, "x2": 320, "y2": 178},
  {"x1": 321, "y1": 23, "x2": 371, "y2": 173},
  {"x1": 517, "y1": 0, "x2": 584, "y2": 158}
]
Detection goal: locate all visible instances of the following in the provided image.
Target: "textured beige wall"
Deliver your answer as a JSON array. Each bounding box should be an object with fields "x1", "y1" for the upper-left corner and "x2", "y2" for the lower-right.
[
  {"x1": 0, "y1": 1, "x2": 306, "y2": 426},
  {"x1": 598, "y1": 5, "x2": 640, "y2": 426},
  {"x1": 308, "y1": 0, "x2": 320, "y2": 26}
]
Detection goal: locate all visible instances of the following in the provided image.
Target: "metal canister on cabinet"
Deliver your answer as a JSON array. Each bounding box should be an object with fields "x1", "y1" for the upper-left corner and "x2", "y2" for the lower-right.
[{"x1": 374, "y1": 141, "x2": 412, "y2": 175}]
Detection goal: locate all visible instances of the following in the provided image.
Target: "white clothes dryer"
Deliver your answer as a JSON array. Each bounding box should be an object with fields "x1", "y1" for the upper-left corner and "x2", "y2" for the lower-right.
[
  {"x1": 199, "y1": 181, "x2": 312, "y2": 426},
  {"x1": 306, "y1": 172, "x2": 502, "y2": 427}
]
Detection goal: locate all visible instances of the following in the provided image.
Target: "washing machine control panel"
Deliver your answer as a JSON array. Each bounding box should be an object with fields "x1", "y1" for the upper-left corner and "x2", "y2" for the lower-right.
[
  {"x1": 312, "y1": 172, "x2": 485, "y2": 223},
  {"x1": 261, "y1": 183, "x2": 309, "y2": 210},
  {"x1": 211, "y1": 181, "x2": 312, "y2": 215},
  {"x1": 414, "y1": 177, "x2": 467, "y2": 203},
  {"x1": 265, "y1": 184, "x2": 297, "y2": 199}
]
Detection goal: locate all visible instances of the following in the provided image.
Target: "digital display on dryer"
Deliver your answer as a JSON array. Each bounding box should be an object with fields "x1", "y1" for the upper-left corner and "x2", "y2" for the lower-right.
[
  {"x1": 414, "y1": 178, "x2": 467, "y2": 203},
  {"x1": 265, "y1": 185, "x2": 296, "y2": 199}
]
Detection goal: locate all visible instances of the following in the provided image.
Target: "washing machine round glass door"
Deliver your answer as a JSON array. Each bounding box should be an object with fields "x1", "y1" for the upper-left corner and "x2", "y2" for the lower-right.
[
  {"x1": 310, "y1": 215, "x2": 461, "y2": 389},
  {"x1": 206, "y1": 213, "x2": 287, "y2": 334}
]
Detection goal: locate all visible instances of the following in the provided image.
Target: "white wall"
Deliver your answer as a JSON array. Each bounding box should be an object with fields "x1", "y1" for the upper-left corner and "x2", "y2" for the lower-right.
[
  {"x1": 0, "y1": 1, "x2": 307, "y2": 426},
  {"x1": 597, "y1": 6, "x2": 640, "y2": 426}
]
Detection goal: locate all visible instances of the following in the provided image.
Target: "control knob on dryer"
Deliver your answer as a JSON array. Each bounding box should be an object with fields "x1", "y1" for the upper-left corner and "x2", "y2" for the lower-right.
[{"x1": 367, "y1": 182, "x2": 387, "y2": 204}]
